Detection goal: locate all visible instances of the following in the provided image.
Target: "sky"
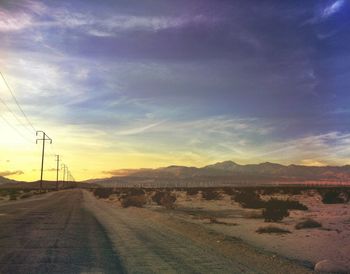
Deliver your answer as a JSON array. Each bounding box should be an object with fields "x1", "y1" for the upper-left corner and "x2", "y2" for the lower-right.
[{"x1": 1, "y1": 0, "x2": 350, "y2": 181}]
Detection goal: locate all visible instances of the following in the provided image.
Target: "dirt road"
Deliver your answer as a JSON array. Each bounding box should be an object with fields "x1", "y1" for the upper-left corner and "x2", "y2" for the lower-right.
[
  {"x1": 0, "y1": 190, "x2": 124, "y2": 274},
  {"x1": 0, "y1": 189, "x2": 313, "y2": 273}
]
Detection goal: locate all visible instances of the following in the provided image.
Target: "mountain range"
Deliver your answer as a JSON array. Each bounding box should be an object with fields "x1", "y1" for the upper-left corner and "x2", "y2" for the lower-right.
[
  {"x1": 3, "y1": 161, "x2": 350, "y2": 187},
  {"x1": 0, "y1": 176, "x2": 17, "y2": 185},
  {"x1": 89, "y1": 161, "x2": 350, "y2": 184}
]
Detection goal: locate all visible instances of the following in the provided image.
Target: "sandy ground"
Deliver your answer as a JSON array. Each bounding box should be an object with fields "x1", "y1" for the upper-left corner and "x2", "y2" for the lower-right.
[
  {"x1": 0, "y1": 188, "x2": 333, "y2": 273},
  {"x1": 85, "y1": 191, "x2": 312, "y2": 273},
  {"x1": 166, "y1": 190, "x2": 350, "y2": 272}
]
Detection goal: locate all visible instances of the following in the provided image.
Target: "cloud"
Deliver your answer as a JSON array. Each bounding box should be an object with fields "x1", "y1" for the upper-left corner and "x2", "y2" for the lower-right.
[
  {"x1": 0, "y1": 1, "x2": 215, "y2": 37},
  {"x1": 102, "y1": 169, "x2": 139, "y2": 176},
  {"x1": 304, "y1": 0, "x2": 346, "y2": 25},
  {"x1": 253, "y1": 132, "x2": 350, "y2": 165},
  {"x1": 300, "y1": 159, "x2": 328, "y2": 167},
  {"x1": 322, "y1": 0, "x2": 345, "y2": 18},
  {"x1": 0, "y1": 9, "x2": 33, "y2": 32},
  {"x1": 116, "y1": 121, "x2": 165, "y2": 136},
  {"x1": 0, "y1": 170, "x2": 24, "y2": 177}
]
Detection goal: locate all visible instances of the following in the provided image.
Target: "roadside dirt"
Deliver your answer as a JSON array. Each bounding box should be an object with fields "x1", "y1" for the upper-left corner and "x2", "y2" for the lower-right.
[{"x1": 84, "y1": 190, "x2": 313, "y2": 274}]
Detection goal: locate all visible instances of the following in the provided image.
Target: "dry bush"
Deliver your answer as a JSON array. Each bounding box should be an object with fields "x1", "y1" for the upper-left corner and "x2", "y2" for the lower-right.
[
  {"x1": 120, "y1": 194, "x2": 147, "y2": 208},
  {"x1": 233, "y1": 190, "x2": 264, "y2": 209},
  {"x1": 186, "y1": 188, "x2": 199, "y2": 196},
  {"x1": 20, "y1": 192, "x2": 33, "y2": 199},
  {"x1": 222, "y1": 187, "x2": 237, "y2": 196},
  {"x1": 161, "y1": 194, "x2": 177, "y2": 209},
  {"x1": 93, "y1": 188, "x2": 114, "y2": 199},
  {"x1": 274, "y1": 199, "x2": 308, "y2": 210},
  {"x1": 4, "y1": 189, "x2": 21, "y2": 201},
  {"x1": 320, "y1": 190, "x2": 349, "y2": 204},
  {"x1": 126, "y1": 188, "x2": 145, "y2": 196},
  {"x1": 201, "y1": 189, "x2": 222, "y2": 200},
  {"x1": 262, "y1": 198, "x2": 307, "y2": 222},
  {"x1": 263, "y1": 206, "x2": 289, "y2": 222},
  {"x1": 295, "y1": 219, "x2": 322, "y2": 230},
  {"x1": 9, "y1": 193, "x2": 18, "y2": 200},
  {"x1": 256, "y1": 226, "x2": 291, "y2": 234},
  {"x1": 261, "y1": 187, "x2": 304, "y2": 196},
  {"x1": 152, "y1": 191, "x2": 176, "y2": 209}
]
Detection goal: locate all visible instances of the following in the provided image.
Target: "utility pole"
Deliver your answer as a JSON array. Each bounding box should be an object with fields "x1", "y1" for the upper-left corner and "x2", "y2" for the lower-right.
[
  {"x1": 36, "y1": 131, "x2": 52, "y2": 191},
  {"x1": 61, "y1": 164, "x2": 66, "y2": 188},
  {"x1": 67, "y1": 171, "x2": 71, "y2": 187},
  {"x1": 55, "y1": 155, "x2": 60, "y2": 191}
]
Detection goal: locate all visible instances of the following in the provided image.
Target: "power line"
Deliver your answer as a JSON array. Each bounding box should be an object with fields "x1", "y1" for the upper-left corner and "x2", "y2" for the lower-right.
[
  {"x1": 0, "y1": 95, "x2": 34, "y2": 136},
  {"x1": 0, "y1": 72, "x2": 36, "y2": 132},
  {"x1": 0, "y1": 113, "x2": 33, "y2": 144},
  {"x1": 0, "y1": 72, "x2": 77, "y2": 185}
]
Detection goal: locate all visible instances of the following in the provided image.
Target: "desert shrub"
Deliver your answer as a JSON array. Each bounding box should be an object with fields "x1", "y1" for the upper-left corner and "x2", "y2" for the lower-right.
[
  {"x1": 120, "y1": 194, "x2": 147, "y2": 208},
  {"x1": 152, "y1": 191, "x2": 166, "y2": 204},
  {"x1": 262, "y1": 199, "x2": 290, "y2": 222},
  {"x1": 6, "y1": 189, "x2": 19, "y2": 200},
  {"x1": 126, "y1": 188, "x2": 145, "y2": 196},
  {"x1": 295, "y1": 219, "x2": 322, "y2": 229},
  {"x1": 222, "y1": 187, "x2": 236, "y2": 196},
  {"x1": 20, "y1": 192, "x2": 33, "y2": 199},
  {"x1": 233, "y1": 190, "x2": 265, "y2": 209},
  {"x1": 93, "y1": 188, "x2": 114, "y2": 199},
  {"x1": 186, "y1": 188, "x2": 199, "y2": 196},
  {"x1": 256, "y1": 226, "x2": 291, "y2": 234},
  {"x1": 263, "y1": 207, "x2": 289, "y2": 222},
  {"x1": 160, "y1": 193, "x2": 176, "y2": 209},
  {"x1": 152, "y1": 191, "x2": 176, "y2": 209},
  {"x1": 279, "y1": 199, "x2": 308, "y2": 210},
  {"x1": 260, "y1": 187, "x2": 281, "y2": 195},
  {"x1": 9, "y1": 193, "x2": 18, "y2": 200},
  {"x1": 261, "y1": 198, "x2": 307, "y2": 222},
  {"x1": 321, "y1": 190, "x2": 348, "y2": 204},
  {"x1": 201, "y1": 189, "x2": 222, "y2": 200}
]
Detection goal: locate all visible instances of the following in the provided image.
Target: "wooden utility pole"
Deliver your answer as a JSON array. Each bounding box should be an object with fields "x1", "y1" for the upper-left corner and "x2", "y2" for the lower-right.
[
  {"x1": 55, "y1": 155, "x2": 60, "y2": 190},
  {"x1": 36, "y1": 131, "x2": 52, "y2": 191},
  {"x1": 61, "y1": 164, "x2": 66, "y2": 188}
]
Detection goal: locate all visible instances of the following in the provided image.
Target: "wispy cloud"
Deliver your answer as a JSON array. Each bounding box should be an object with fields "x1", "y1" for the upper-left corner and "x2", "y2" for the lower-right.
[
  {"x1": 304, "y1": 0, "x2": 347, "y2": 25},
  {"x1": 254, "y1": 132, "x2": 350, "y2": 165},
  {"x1": 116, "y1": 121, "x2": 166, "y2": 136},
  {"x1": 322, "y1": 0, "x2": 346, "y2": 18},
  {"x1": 0, "y1": 2, "x2": 214, "y2": 37},
  {"x1": 0, "y1": 170, "x2": 24, "y2": 177},
  {"x1": 0, "y1": 9, "x2": 33, "y2": 31}
]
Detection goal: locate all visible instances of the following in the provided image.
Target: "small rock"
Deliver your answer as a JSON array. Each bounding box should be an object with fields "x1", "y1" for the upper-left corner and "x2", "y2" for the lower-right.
[{"x1": 314, "y1": 259, "x2": 349, "y2": 273}]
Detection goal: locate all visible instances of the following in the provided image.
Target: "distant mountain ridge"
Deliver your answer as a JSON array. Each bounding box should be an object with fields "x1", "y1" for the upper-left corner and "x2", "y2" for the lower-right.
[
  {"x1": 0, "y1": 176, "x2": 18, "y2": 185},
  {"x1": 93, "y1": 161, "x2": 350, "y2": 183}
]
